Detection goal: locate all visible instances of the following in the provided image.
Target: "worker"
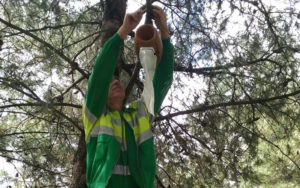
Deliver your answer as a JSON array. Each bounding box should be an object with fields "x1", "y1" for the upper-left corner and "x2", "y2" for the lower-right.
[{"x1": 82, "y1": 5, "x2": 174, "y2": 188}]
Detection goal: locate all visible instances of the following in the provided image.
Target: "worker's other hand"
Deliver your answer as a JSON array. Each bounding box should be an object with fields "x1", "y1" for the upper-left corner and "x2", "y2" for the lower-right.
[
  {"x1": 118, "y1": 9, "x2": 145, "y2": 39},
  {"x1": 152, "y1": 5, "x2": 169, "y2": 39}
]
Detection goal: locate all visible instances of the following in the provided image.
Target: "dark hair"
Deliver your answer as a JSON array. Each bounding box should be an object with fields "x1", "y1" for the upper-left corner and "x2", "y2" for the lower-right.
[{"x1": 114, "y1": 68, "x2": 120, "y2": 79}]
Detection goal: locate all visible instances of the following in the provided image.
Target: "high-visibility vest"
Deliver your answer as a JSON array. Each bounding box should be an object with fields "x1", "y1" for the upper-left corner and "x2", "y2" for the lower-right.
[{"x1": 83, "y1": 100, "x2": 156, "y2": 188}]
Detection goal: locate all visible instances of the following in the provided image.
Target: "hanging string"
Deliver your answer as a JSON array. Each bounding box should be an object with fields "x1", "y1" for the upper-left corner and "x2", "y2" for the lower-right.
[
  {"x1": 124, "y1": 0, "x2": 154, "y2": 103},
  {"x1": 145, "y1": 0, "x2": 153, "y2": 24}
]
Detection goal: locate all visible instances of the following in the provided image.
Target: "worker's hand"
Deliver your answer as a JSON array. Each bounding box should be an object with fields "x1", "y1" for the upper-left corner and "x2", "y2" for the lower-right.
[
  {"x1": 118, "y1": 9, "x2": 145, "y2": 39},
  {"x1": 152, "y1": 5, "x2": 169, "y2": 39}
]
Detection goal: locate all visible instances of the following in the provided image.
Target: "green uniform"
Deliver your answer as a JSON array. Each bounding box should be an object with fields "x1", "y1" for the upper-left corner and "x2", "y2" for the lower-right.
[{"x1": 83, "y1": 33, "x2": 174, "y2": 187}]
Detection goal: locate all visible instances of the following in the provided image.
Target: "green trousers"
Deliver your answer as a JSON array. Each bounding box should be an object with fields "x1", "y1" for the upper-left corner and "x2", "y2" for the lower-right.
[{"x1": 107, "y1": 174, "x2": 139, "y2": 188}]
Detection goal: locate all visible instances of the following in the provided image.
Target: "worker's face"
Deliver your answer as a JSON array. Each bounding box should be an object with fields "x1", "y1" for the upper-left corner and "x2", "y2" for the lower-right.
[{"x1": 107, "y1": 79, "x2": 125, "y2": 103}]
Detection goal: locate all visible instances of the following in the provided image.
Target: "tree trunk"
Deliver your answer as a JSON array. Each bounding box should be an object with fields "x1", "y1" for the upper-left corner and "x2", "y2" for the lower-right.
[
  {"x1": 71, "y1": 132, "x2": 87, "y2": 188},
  {"x1": 100, "y1": 0, "x2": 127, "y2": 46},
  {"x1": 71, "y1": 0, "x2": 127, "y2": 187}
]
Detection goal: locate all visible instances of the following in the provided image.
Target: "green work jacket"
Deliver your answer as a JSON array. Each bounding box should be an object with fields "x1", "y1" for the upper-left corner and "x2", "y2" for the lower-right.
[{"x1": 83, "y1": 33, "x2": 174, "y2": 187}]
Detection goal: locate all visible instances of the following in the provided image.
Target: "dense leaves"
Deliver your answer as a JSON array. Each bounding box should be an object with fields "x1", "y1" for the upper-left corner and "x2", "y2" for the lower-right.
[{"x1": 0, "y1": 0, "x2": 299, "y2": 187}]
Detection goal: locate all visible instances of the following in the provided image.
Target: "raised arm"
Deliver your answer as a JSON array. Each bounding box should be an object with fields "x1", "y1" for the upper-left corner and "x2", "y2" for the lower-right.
[
  {"x1": 84, "y1": 34, "x2": 123, "y2": 121},
  {"x1": 152, "y1": 6, "x2": 174, "y2": 115},
  {"x1": 84, "y1": 9, "x2": 145, "y2": 123}
]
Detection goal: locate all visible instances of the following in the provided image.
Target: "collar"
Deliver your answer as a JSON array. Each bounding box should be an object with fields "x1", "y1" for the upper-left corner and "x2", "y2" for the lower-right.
[{"x1": 106, "y1": 105, "x2": 136, "y2": 114}]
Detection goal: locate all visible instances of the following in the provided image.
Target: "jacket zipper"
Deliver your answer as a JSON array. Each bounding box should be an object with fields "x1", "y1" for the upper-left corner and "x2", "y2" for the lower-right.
[
  {"x1": 121, "y1": 111, "x2": 146, "y2": 188},
  {"x1": 130, "y1": 113, "x2": 146, "y2": 188},
  {"x1": 105, "y1": 111, "x2": 122, "y2": 187}
]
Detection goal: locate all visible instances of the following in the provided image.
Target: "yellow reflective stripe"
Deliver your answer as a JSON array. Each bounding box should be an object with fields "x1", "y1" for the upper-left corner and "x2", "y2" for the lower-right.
[
  {"x1": 84, "y1": 101, "x2": 153, "y2": 144},
  {"x1": 112, "y1": 165, "x2": 131, "y2": 175},
  {"x1": 95, "y1": 114, "x2": 112, "y2": 128},
  {"x1": 123, "y1": 112, "x2": 138, "y2": 128},
  {"x1": 87, "y1": 126, "x2": 122, "y2": 143},
  {"x1": 94, "y1": 124, "x2": 122, "y2": 139},
  {"x1": 133, "y1": 116, "x2": 151, "y2": 140},
  {"x1": 109, "y1": 109, "x2": 122, "y2": 119},
  {"x1": 98, "y1": 113, "x2": 124, "y2": 139},
  {"x1": 130, "y1": 100, "x2": 138, "y2": 108},
  {"x1": 138, "y1": 129, "x2": 153, "y2": 145},
  {"x1": 82, "y1": 106, "x2": 94, "y2": 141},
  {"x1": 123, "y1": 113, "x2": 131, "y2": 122},
  {"x1": 137, "y1": 100, "x2": 148, "y2": 117},
  {"x1": 128, "y1": 100, "x2": 148, "y2": 118},
  {"x1": 123, "y1": 112, "x2": 137, "y2": 122},
  {"x1": 89, "y1": 126, "x2": 114, "y2": 137},
  {"x1": 84, "y1": 104, "x2": 98, "y2": 124},
  {"x1": 83, "y1": 108, "x2": 124, "y2": 142},
  {"x1": 111, "y1": 118, "x2": 122, "y2": 126}
]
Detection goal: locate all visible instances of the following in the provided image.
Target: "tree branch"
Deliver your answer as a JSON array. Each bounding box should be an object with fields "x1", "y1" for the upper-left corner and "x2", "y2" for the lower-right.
[
  {"x1": 0, "y1": 131, "x2": 80, "y2": 137},
  {"x1": 221, "y1": 109, "x2": 300, "y2": 171},
  {"x1": 0, "y1": 77, "x2": 41, "y2": 101},
  {"x1": 156, "y1": 89, "x2": 300, "y2": 121},
  {"x1": 123, "y1": 52, "x2": 279, "y2": 76},
  {"x1": 0, "y1": 18, "x2": 89, "y2": 79},
  {"x1": 0, "y1": 154, "x2": 67, "y2": 175},
  {"x1": 53, "y1": 76, "x2": 85, "y2": 101},
  {"x1": 0, "y1": 102, "x2": 82, "y2": 109},
  {"x1": 4, "y1": 21, "x2": 101, "y2": 37},
  {"x1": 124, "y1": 61, "x2": 141, "y2": 103},
  {"x1": 155, "y1": 175, "x2": 167, "y2": 188}
]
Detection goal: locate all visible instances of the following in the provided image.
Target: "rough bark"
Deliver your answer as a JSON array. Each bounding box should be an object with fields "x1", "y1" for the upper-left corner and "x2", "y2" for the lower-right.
[
  {"x1": 71, "y1": 132, "x2": 87, "y2": 188},
  {"x1": 100, "y1": 0, "x2": 127, "y2": 46}
]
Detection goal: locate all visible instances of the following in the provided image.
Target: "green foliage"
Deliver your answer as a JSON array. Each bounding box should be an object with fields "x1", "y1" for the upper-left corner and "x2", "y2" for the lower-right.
[{"x1": 0, "y1": 0, "x2": 299, "y2": 187}]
